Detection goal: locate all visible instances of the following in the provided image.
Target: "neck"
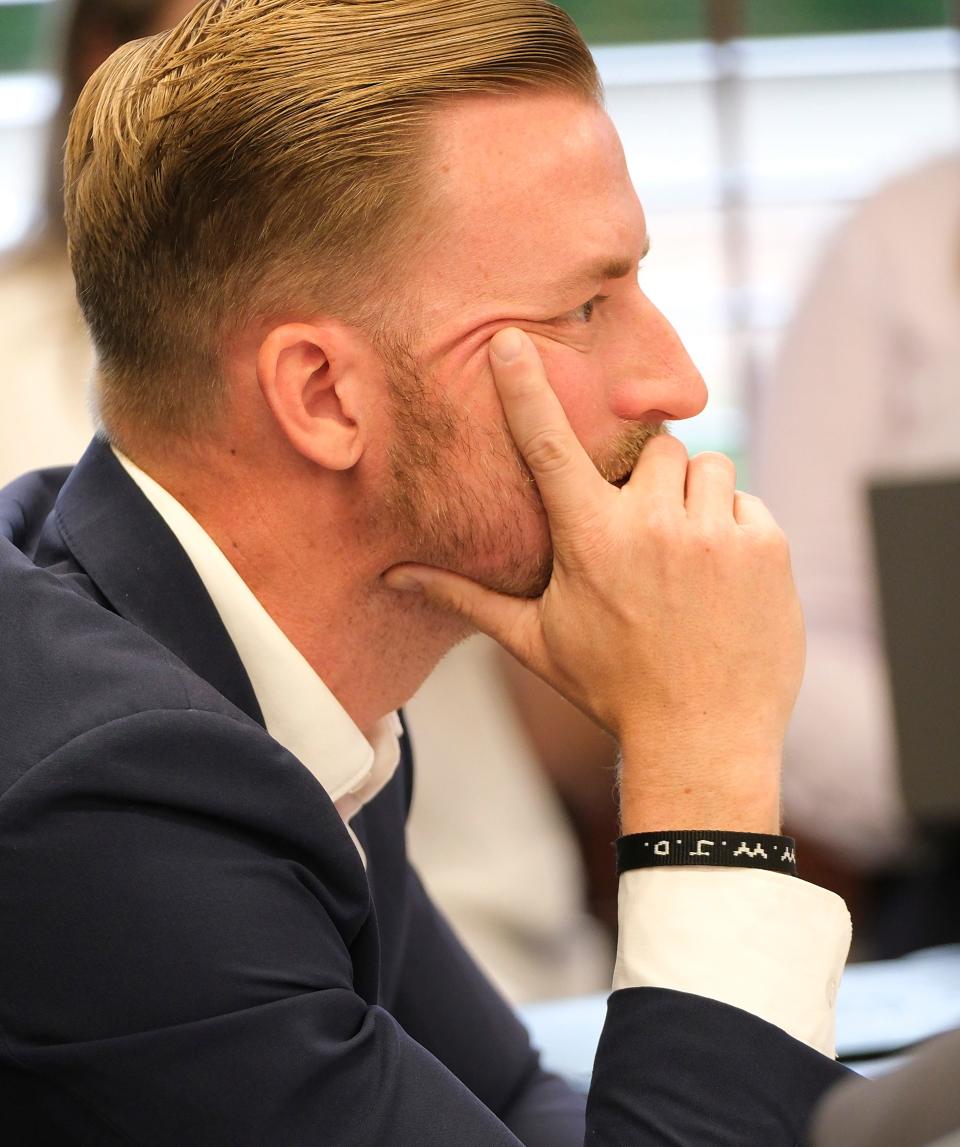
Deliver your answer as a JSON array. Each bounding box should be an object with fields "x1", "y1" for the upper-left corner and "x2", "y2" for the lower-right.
[
  {"x1": 127, "y1": 440, "x2": 469, "y2": 732},
  {"x1": 224, "y1": 533, "x2": 470, "y2": 732}
]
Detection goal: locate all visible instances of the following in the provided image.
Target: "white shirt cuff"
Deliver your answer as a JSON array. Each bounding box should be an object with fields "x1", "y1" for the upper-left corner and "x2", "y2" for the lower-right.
[{"x1": 613, "y1": 867, "x2": 851, "y2": 1057}]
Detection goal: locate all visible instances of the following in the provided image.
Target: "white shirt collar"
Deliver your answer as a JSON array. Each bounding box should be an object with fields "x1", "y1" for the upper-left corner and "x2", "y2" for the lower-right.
[{"x1": 113, "y1": 448, "x2": 402, "y2": 823}]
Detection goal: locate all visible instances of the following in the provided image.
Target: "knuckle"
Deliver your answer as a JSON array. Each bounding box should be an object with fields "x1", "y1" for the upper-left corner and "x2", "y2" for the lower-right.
[
  {"x1": 448, "y1": 588, "x2": 475, "y2": 618},
  {"x1": 752, "y1": 522, "x2": 790, "y2": 559},
  {"x1": 521, "y1": 429, "x2": 572, "y2": 474},
  {"x1": 692, "y1": 522, "x2": 726, "y2": 551},
  {"x1": 424, "y1": 583, "x2": 469, "y2": 619},
  {"x1": 740, "y1": 491, "x2": 770, "y2": 516},
  {"x1": 644, "y1": 503, "x2": 679, "y2": 541},
  {"x1": 692, "y1": 451, "x2": 735, "y2": 478}
]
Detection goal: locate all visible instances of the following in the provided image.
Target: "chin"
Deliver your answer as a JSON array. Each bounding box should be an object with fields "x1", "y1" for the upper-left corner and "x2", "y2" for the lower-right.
[{"x1": 468, "y1": 536, "x2": 554, "y2": 600}]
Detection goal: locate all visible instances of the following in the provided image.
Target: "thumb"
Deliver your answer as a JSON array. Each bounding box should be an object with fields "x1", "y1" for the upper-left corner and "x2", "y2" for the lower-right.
[{"x1": 385, "y1": 563, "x2": 541, "y2": 664}]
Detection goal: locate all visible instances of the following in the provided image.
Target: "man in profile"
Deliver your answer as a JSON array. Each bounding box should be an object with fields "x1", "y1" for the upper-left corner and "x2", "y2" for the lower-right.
[{"x1": 0, "y1": 1, "x2": 851, "y2": 1143}]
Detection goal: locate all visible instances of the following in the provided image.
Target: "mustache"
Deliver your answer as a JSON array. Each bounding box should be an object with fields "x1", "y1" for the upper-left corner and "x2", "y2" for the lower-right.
[
  {"x1": 594, "y1": 421, "x2": 670, "y2": 484},
  {"x1": 503, "y1": 419, "x2": 671, "y2": 497}
]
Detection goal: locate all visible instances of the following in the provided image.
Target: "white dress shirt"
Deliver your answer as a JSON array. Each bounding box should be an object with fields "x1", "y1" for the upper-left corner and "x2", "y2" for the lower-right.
[{"x1": 117, "y1": 449, "x2": 851, "y2": 1057}]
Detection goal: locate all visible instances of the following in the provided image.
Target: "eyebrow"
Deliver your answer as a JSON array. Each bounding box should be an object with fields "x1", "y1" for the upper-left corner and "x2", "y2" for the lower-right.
[
  {"x1": 431, "y1": 235, "x2": 653, "y2": 360},
  {"x1": 555, "y1": 234, "x2": 651, "y2": 299}
]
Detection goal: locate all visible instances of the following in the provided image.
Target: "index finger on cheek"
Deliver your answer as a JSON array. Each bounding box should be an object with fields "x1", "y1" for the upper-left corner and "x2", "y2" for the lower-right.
[{"x1": 488, "y1": 328, "x2": 604, "y2": 520}]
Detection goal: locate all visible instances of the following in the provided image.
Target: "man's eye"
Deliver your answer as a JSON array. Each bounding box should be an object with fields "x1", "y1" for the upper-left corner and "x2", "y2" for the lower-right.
[{"x1": 564, "y1": 295, "x2": 607, "y2": 325}]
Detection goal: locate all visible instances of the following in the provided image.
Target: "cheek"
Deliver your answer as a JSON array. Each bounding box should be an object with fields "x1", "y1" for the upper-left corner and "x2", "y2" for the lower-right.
[
  {"x1": 445, "y1": 353, "x2": 501, "y2": 423},
  {"x1": 534, "y1": 346, "x2": 611, "y2": 445},
  {"x1": 443, "y1": 339, "x2": 612, "y2": 460}
]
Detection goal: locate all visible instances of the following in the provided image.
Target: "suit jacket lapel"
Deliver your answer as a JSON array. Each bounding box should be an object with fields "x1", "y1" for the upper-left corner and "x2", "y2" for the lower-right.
[{"x1": 54, "y1": 438, "x2": 265, "y2": 726}]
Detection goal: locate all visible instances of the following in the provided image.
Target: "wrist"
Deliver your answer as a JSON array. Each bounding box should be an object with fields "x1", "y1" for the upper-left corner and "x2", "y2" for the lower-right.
[
  {"x1": 618, "y1": 751, "x2": 782, "y2": 836},
  {"x1": 621, "y1": 803, "x2": 782, "y2": 836}
]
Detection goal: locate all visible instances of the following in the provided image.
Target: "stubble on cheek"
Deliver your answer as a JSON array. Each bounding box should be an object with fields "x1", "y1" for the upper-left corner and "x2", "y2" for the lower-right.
[
  {"x1": 379, "y1": 340, "x2": 667, "y2": 598},
  {"x1": 471, "y1": 418, "x2": 667, "y2": 599},
  {"x1": 382, "y1": 370, "x2": 552, "y2": 595}
]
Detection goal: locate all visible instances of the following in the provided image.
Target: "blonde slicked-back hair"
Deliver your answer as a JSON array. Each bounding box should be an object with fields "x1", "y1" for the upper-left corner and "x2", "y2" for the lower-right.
[{"x1": 64, "y1": 0, "x2": 601, "y2": 442}]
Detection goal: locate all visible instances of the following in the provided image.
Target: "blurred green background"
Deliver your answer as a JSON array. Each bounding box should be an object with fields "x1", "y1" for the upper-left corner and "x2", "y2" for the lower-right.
[
  {"x1": 0, "y1": 3, "x2": 49, "y2": 71},
  {"x1": 0, "y1": 0, "x2": 953, "y2": 72},
  {"x1": 559, "y1": 1, "x2": 950, "y2": 44}
]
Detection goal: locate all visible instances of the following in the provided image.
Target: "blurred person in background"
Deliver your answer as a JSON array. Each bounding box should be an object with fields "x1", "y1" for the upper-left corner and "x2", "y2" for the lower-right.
[
  {"x1": 0, "y1": 0, "x2": 195, "y2": 485},
  {"x1": 405, "y1": 639, "x2": 612, "y2": 1002},
  {"x1": 0, "y1": 0, "x2": 610, "y2": 1005},
  {"x1": 755, "y1": 151, "x2": 960, "y2": 956}
]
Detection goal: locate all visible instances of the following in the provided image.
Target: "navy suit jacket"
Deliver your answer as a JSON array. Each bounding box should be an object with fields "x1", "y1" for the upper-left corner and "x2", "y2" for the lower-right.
[{"x1": 0, "y1": 440, "x2": 848, "y2": 1144}]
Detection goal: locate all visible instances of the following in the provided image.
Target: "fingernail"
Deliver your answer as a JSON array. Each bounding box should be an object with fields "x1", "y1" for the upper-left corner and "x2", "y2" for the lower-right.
[
  {"x1": 490, "y1": 328, "x2": 524, "y2": 363},
  {"x1": 385, "y1": 571, "x2": 423, "y2": 593}
]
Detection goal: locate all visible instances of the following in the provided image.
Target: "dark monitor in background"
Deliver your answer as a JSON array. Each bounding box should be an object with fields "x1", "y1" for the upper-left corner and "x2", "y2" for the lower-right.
[
  {"x1": 811, "y1": 1027, "x2": 960, "y2": 1147},
  {"x1": 869, "y1": 474, "x2": 960, "y2": 825}
]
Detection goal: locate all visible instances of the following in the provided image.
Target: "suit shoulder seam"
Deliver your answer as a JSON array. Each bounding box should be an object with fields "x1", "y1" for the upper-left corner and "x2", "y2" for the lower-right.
[{"x1": 1, "y1": 706, "x2": 270, "y2": 805}]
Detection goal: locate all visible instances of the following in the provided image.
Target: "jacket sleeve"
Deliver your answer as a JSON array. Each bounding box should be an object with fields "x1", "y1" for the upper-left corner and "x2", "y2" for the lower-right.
[{"x1": 586, "y1": 988, "x2": 852, "y2": 1145}]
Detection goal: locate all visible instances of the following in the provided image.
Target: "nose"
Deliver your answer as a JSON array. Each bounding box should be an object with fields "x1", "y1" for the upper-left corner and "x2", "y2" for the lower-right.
[{"x1": 608, "y1": 292, "x2": 708, "y2": 425}]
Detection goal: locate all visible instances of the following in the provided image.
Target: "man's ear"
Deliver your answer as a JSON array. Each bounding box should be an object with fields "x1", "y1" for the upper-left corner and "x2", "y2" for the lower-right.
[{"x1": 256, "y1": 322, "x2": 366, "y2": 470}]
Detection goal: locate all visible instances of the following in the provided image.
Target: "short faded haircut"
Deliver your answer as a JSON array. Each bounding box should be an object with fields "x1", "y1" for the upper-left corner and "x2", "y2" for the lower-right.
[{"x1": 64, "y1": 0, "x2": 601, "y2": 442}]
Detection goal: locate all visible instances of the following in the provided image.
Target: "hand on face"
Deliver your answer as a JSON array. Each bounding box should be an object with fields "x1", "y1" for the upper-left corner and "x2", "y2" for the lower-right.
[{"x1": 385, "y1": 328, "x2": 803, "y2": 834}]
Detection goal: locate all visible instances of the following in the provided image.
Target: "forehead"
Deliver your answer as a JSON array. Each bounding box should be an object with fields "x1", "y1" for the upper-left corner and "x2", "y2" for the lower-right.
[{"x1": 414, "y1": 91, "x2": 645, "y2": 320}]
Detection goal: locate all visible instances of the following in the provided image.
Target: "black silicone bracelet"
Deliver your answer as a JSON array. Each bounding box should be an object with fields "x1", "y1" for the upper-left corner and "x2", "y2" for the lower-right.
[{"x1": 617, "y1": 830, "x2": 798, "y2": 876}]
